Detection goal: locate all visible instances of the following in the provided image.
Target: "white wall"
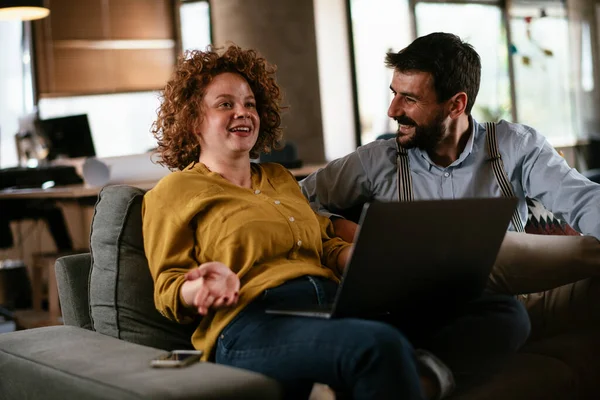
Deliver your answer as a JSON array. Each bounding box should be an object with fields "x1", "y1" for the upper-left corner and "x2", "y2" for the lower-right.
[{"x1": 38, "y1": 91, "x2": 161, "y2": 158}]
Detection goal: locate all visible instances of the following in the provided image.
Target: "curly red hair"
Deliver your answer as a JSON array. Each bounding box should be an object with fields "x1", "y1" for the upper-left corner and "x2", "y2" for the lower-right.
[{"x1": 152, "y1": 45, "x2": 283, "y2": 170}]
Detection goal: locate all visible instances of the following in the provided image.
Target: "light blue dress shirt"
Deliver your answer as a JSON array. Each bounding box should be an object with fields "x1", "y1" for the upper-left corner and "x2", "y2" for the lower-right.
[{"x1": 300, "y1": 118, "x2": 600, "y2": 239}]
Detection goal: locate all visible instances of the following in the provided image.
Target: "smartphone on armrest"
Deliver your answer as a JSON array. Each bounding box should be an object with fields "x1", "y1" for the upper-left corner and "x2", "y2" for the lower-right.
[{"x1": 150, "y1": 350, "x2": 203, "y2": 368}]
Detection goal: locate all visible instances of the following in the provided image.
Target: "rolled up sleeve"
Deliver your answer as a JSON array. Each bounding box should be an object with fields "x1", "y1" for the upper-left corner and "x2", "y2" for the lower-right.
[{"x1": 317, "y1": 213, "x2": 352, "y2": 276}]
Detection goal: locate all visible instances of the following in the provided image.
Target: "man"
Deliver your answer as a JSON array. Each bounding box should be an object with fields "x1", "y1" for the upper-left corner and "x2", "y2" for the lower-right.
[
  {"x1": 302, "y1": 32, "x2": 600, "y2": 243},
  {"x1": 300, "y1": 31, "x2": 600, "y2": 393}
]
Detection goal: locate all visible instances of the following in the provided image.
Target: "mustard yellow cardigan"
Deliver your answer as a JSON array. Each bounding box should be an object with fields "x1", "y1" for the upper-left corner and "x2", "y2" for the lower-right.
[{"x1": 142, "y1": 161, "x2": 350, "y2": 359}]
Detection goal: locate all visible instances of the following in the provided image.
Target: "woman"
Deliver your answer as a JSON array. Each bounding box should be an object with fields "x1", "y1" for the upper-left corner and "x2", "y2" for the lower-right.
[
  {"x1": 142, "y1": 45, "x2": 526, "y2": 400},
  {"x1": 142, "y1": 45, "x2": 431, "y2": 399}
]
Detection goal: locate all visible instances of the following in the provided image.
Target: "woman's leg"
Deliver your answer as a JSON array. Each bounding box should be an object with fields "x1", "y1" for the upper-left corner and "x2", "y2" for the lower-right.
[{"x1": 215, "y1": 278, "x2": 424, "y2": 400}]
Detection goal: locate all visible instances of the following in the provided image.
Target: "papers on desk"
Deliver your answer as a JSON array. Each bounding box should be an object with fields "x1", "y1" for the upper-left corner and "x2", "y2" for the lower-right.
[{"x1": 82, "y1": 153, "x2": 171, "y2": 186}]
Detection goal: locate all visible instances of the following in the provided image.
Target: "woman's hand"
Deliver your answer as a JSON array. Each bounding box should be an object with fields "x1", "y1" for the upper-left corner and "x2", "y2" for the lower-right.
[{"x1": 180, "y1": 261, "x2": 240, "y2": 315}]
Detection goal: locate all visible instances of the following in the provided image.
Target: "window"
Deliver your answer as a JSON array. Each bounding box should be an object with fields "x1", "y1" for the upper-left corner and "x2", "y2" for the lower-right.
[
  {"x1": 349, "y1": 0, "x2": 412, "y2": 145},
  {"x1": 179, "y1": 0, "x2": 211, "y2": 53},
  {"x1": 415, "y1": 2, "x2": 511, "y2": 124},
  {"x1": 510, "y1": 5, "x2": 575, "y2": 146},
  {"x1": 0, "y1": 21, "x2": 25, "y2": 168},
  {"x1": 349, "y1": 0, "x2": 577, "y2": 147}
]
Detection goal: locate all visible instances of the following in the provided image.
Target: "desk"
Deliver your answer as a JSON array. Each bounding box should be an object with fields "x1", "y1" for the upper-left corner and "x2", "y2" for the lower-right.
[
  {"x1": 0, "y1": 181, "x2": 156, "y2": 329},
  {"x1": 0, "y1": 184, "x2": 109, "y2": 328},
  {"x1": 0, "y1": 181, "x2": 159, "y2": 255},
  {"x1": 0, "y1": 181, "x2": 155, "y2": 200},
  {"x1": 0, "y1": 163, "x2": 324, "y2": 247},
  {"x1": 0, "y1": 163, "x2": 324, "y2": 200},
  {"x1": 0, "y1": 163, "x2": 324, "y2": 328}
]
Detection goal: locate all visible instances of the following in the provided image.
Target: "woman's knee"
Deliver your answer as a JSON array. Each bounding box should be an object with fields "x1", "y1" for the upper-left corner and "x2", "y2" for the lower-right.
[{"x1": 341, "y1": 319, "x2": 415, "y2": 364}]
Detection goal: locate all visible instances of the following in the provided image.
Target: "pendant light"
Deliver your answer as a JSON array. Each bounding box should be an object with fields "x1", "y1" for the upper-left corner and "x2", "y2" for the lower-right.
[{"x1": 0, "y1": 0, "x2": 50, "y2": 21}]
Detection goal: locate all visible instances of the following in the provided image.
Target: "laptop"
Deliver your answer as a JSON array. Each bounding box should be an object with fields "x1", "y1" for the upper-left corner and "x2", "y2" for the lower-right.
[{"x1": 266, "y1": 197, "x2": 517, "y2": 319}]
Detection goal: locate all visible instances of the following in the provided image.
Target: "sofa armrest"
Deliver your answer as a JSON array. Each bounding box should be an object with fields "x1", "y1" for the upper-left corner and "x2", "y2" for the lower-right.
[
  {"x1": 0, "y1": 326, "x2": 282, "y2": 400},
  {"x1": 55, "y1": 253, "x2": 93, "y2": 329}
]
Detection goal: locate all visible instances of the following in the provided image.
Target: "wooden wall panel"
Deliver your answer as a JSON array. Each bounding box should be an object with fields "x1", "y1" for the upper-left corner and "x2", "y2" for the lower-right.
[
  {"x1": 33, "y1": 18, "x2": 51, "y2": 95},
  {"x1": 45, "y1": 0, "x2": 106, "y2": 40},
  {"x1": 112, "y1": 49, "x2": 175, "y2": 91},
  {"x1": 33, "y1": 0, "x2": 176, "y2": 97},
  {"x1": 109, "y1": 0, "x2": 174, "y2": 40},
  {"x1": 51, "y1": 49, "x2": 112, "y2": 94}
]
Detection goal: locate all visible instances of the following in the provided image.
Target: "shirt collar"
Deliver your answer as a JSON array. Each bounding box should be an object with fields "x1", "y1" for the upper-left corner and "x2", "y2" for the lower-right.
[
  {"x1": 415, "y1": 115, "x2": 478, "y2": 170},
  {"x1": 454, "y1": 115, "x2": 477, "y2": 165}
]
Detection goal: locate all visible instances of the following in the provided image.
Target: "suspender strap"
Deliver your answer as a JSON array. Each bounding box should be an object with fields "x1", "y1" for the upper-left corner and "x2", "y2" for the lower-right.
[
  {"x1": 484, "y1": 122, "x2": 525, "y2": 232},
  {"x1": 395, "y1": 123, "x2": 524, "y2": 232},
  {"x1": 395, "y1": 140, "x2": 414, "y2": 202}
]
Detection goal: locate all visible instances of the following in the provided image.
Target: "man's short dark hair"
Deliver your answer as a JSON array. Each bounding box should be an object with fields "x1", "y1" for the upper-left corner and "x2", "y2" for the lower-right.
[{"x1": 385, "y1": 32, "x2": 481, "y2": 114}]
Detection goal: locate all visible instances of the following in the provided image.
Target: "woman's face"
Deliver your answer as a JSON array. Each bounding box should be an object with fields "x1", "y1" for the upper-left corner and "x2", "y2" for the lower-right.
[{"x1": 196, "y1": 72, "x2": 260, "y2": 160}]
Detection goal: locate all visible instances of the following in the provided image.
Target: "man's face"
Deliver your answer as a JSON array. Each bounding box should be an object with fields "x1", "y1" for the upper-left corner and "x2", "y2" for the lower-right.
[{"x1": 387, "y1": 70, "x2": 448, "y2": 151}]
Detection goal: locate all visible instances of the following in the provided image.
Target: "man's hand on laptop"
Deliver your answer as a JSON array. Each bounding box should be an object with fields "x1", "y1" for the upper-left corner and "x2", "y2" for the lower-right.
[{"x1": 332, "y1": 217, "x2": 358, "y2": 243}]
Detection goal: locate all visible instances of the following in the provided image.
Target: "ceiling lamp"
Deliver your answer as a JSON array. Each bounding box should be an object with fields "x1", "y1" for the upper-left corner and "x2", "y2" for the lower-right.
[{"x1": 0, "y1": 0, "x2": 50, "y2": 21}]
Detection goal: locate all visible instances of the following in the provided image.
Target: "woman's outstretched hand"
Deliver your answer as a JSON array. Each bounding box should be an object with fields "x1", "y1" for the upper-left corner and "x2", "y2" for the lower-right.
[{"x1": 181, "y1": 261, "x2": 240, "y2": 315}]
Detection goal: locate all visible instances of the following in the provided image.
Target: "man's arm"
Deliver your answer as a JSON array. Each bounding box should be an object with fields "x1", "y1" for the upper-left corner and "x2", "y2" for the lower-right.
[
  {"x1": 300, "y1": 151, "x2": 372, "y2": 219},
  {"x1": 514, "y1": 125, "x2": 600, "y2": 239},
  {"x1": 332, "y1": 217, "x2": 359, "y2": 243}
]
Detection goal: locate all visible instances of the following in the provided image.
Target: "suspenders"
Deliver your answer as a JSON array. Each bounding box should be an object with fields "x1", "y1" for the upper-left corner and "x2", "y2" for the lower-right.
[
  {"x1": 483, "y1": 122, "x2": 525, "y2": 233},
  {"x1": 395, "y1": 140, "x2": 414, "y2": 202},
  {"x1": 395, "y1": 122, "x2": 525, "y2": 232}
]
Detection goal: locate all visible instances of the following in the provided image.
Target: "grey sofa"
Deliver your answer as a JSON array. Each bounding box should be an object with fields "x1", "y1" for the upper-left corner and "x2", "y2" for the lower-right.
[
  {"x1": 1, "y1": 184, "x2": 600, "y2": 399},
  {"x1": 0, "y1": 185, "x2": 281, "y2": 400}
]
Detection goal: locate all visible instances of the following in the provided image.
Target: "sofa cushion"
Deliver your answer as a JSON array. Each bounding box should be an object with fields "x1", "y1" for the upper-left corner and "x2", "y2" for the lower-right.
[
  {"x1": 449, "y1": 352, "x2": 576, "y2": 400},
  {"x1": 522, "y1": 329, "x2": 600, "y2": 398},
  {"x1": 0, "y1": 326, "x2": 282, "y2": 400},
  {"x1": 89, "y1": 185, "x2": 198, "y2": 350}
]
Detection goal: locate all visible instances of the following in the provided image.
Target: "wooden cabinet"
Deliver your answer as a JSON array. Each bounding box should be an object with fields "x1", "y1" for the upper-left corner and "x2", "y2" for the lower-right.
[{"x1": 33, "y1": 0, "x2": 177, "y2": 97}]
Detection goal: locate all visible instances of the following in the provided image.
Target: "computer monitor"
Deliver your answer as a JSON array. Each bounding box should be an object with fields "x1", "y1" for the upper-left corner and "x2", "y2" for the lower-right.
[{"x1": 38, "y1": 114, "x2": 96, "y2": 161}]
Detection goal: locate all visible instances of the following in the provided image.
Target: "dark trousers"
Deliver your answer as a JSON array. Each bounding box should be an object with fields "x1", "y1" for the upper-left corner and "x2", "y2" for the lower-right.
[{"x1": 215, "y1": 276, "x2": 531, "y2": 399}]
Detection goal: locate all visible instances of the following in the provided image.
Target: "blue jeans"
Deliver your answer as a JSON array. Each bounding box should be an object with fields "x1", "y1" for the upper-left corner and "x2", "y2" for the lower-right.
[{"x1": 215, "y1": 276, "x2": 530, "y2": 399}]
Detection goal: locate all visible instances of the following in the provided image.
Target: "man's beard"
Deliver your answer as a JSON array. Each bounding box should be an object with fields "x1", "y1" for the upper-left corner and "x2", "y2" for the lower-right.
[{"x1": 395, "y1": 112, "x2": 446, "y2": 151}]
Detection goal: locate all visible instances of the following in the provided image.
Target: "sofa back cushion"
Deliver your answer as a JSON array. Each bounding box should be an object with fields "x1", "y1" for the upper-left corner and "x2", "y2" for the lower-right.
[{"x1": 89, "y1": 185, "x2": 197, "y2": 350}]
